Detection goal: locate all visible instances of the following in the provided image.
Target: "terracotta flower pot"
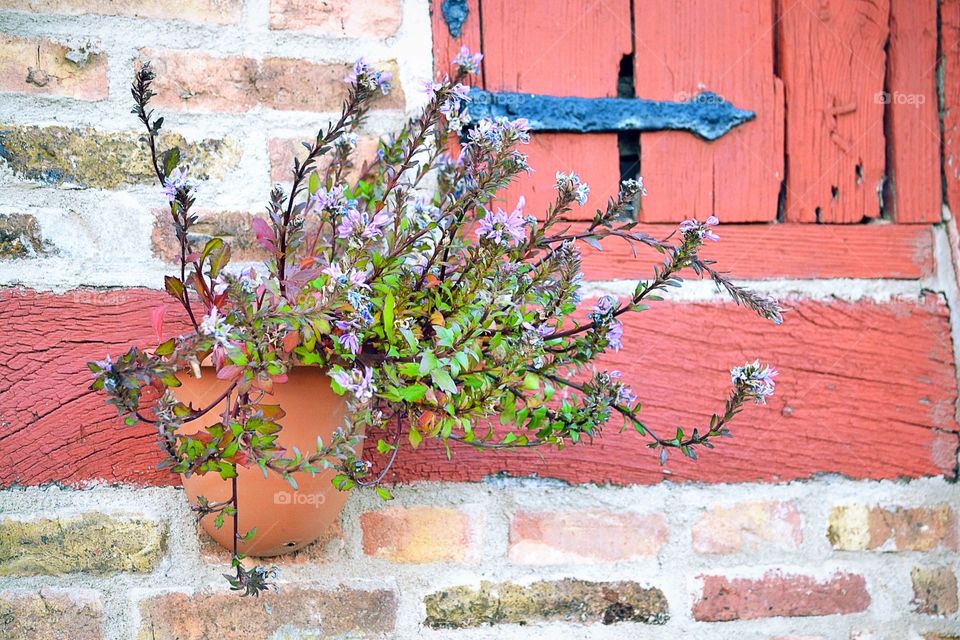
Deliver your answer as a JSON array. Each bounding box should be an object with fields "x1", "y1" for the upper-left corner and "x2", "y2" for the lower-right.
[{"x1": 174, "y1": 367, "x2": 352, "y2": 557}]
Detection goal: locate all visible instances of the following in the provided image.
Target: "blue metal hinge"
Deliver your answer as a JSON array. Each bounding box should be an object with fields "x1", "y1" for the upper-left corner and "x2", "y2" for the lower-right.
[{"x1": 467, "y1": 90, "x2": 755, "y2": 141}]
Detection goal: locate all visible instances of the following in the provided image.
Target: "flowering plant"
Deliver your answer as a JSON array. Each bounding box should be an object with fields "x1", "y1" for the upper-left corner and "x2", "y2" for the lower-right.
[{"x1": 89, "y1": 50, "x2": 781, "y2": 596}]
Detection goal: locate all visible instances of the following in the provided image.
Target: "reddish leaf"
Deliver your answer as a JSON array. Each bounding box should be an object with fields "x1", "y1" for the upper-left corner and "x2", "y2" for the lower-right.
[
  {"x1": 151, "y1": 305, "x2": 166, "y2": 341},
  {"x1": 252, "y1": 217, "x2": 276, "y2": 251}
]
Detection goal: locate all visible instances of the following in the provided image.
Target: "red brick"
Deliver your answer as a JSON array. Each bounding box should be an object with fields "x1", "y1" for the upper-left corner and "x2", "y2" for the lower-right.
[
  {"x1": 268, "y1": 133, "x2": 381, "y2": 184},
  {"x1": 508, "y1": 510, "x2": 666, "y2": 564},
  {"x1": 135, "y1": 587, "x2": 396, "y2": 638},
  {"x1": 269, "y1": 0, "x2": 402, "y2": 36},
  {"x1": 0, "y1": 35, "x2": 107, "y2": 101},
  {"x1": 828, "y1": 505, "x2": 958, "y2": 551},
  {"x1": 360, "y1": 506, "x2": 474, "y2": 563},
  {"x1": 140, "y1": 50, "x2": 403, "y2": 113},
  {"x1": 693, "y1": 571, "x2": 870, "y2": 621},
  {"x1": 3, "y1": 0, "x2": 243, "y2": 23},
  {"x1": 2, "y1": 292, "x2": 957, "y2": 488},
  {"x1": 692, "y1": 501, "x2": 802, "y2": 554}
]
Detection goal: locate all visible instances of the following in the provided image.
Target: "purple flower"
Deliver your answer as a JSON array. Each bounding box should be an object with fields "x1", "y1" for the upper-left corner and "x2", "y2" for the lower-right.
[
  {"x1": 199, "y1": 306, "x2": 233, "y2": 348},
  {"x1": 337, "y1": 209, "x2": 392, "y2": 240},
  {"x1": 476, "y1": 196, "x2": 527, "y2": 247},
  {"x1": 730, "y1": 360, "x2": 778, "y2": 404},
  {"x1": 453, "y1": 46, "x2": 483, "y2": 75},
  {"x1": 323, "y1": 263, "x2": 369, "y2": 289},
  {"x1": 344, "y1": 58, "x2": 391, "y2": 95},
  {"x1": 162, "y1": 166, "x2": 195, "y2": 202},
  {"x1": 310, "y1": 185, "x2": 346, "y2": 212},
  {"x1": 332, "y1": 366, "x2": 375, "y2": 402},
  {"x1": 591, "y1": 295, "x2": 618, "y2": 318},
  {"x1": 606, "y1": 321, "x2": 623, "y2": 351},
  {"x1": 679, "y1": 215, "x2": 720, "y2": 242},
  {"x1": 616, "y1": 383, "x2": 637, "y2": 405}
]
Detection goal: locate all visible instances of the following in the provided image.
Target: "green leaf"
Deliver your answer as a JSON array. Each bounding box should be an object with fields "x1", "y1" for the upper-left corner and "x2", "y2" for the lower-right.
[
  {"x1": 243, "y1": 527, "x2": 257, "y2": 541},
  {"x1": 398, "y1": 384, "x2": 427, "y2": 402},
  {"x1": 418, "y1": 351, "x2": 439, "y2": 376},
  {"x1": 376, "y1": 486, "x2": 393, "y2": 501},
  {"x1": 164, "y1": 275, "x2": 185, "y2": 302},
  {"x1": 383, "y1": 293, "x2": 395, "y2": 343},
  {"x1": 376, "y1": 439, "x2": 394, "y2": 454},
  {"x1": 430, "y1": 369, "x2": 457, "y2": 394},
  {"x1": 162, "y1": 147, "x2": 180, "y2": 177},
  {"x1": 218, "y1": 461, "x2": 237, "y2": 479},
  {"x1": 200, "y1": 237, "x2": 223, "y2": 262},
  {"x1": 308, "y1": 172, "x2": 321, "y2": 195},
  {"x1": 523, "y1": 373, "x2": 539, "y2": 390},
  {"x1": 408, "y1": 428, "x2": 423, "y2": 448},
  {"x1": 155, "y1": 338, "x2": 176, "y2": 356}
]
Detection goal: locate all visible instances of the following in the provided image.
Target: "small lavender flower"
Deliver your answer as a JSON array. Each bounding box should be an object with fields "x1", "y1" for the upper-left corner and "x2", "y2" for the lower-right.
[
  {"x1": 476, "y1": 197, "x2": 527, "y2": 247},
  {"x1": 332, "y1": 366, "x2": 375, "y2": 402},
  {"x1": 620, "y1": 177, "x2": 647, "y2": 199},
  {"x1": 310, "y1": 185, "x2": 346, "y2": 212},
  {"x1": 453, "y1": 45, "x2": 483, "y2": 75},
  {"x1": 679, "y1": 215, "x2": 720, "y2": 242},
  {"x1": 556, "y1": 171, "x2": 589, "y2": 206},
  {"x1": 344, "y1": 58, "x2": 391, "y2": 95},
  {"x1": 93, "y1": 354, "x2": 113, "y2": 372},
  {"x1": 199, "y1": 306, "x2": 233, "y2": 348},
  {"x1": 337, "y1": 209, "x2": 392, "y2": 240},
  {"x1": 590, "y1": 295, "x2": 618, "y2": 318},
  {"x1": 730, "y1": 360, "x2": 778, "y2": 404},
  {"x1": 162, "y1": 166, "x2": 195, "y2": 202},
  {"x1": 238, "y1": 267, "x2": 262, "y2": 292},
  {"x1": 606, "y1": 321, "x2": 624, "y2": 351}
]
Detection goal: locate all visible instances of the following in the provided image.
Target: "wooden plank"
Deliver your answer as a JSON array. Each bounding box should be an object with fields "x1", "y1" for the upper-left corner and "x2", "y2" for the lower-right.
[
  {"x1": 943, "y1": 0, "x2": 960, "y2": 216},
  {"x1": 479, "y1": 0, "x2": 632, "y2": 221},
  {"x1": 576, "y1": 223, "x2": 934, "y2": 281},
  {"x1": 430, "y1": 0, "x2": 482, "y2": 77},
  {"x1": 383, "y1": 296, "x2": 958, "y2": 484},
  {"x1": 886, "y1": 0, "x2": 940, "y2": 223},
  {"x1": 779, "y1": 0, "x2": 889, "y2": 223},
  {"x1": 633, "y1": 0, "x2": 784, "y2": 223},
  {"x1": 2, "y1": 290, "x2": 955, "y2": 487}
]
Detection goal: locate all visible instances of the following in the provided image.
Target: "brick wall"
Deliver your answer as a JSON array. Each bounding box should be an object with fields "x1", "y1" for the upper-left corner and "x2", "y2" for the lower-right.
[{"x1": 1, "y1": 0, "x2": 959, "y2": 639}]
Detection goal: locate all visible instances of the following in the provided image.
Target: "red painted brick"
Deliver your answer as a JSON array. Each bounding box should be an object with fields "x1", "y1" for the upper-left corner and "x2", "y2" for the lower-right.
[
  {"x1": 0, "y1": 35, "x2": 107, "y2": 101},
  {"x1": 693, "y1": 571, "x2": 871, "y2": 621},
  {"x1": 1, "y1": 291, "x2": 956, "y2": 488},
  {"x1": 360, "y1": 506, "x2": 474, "y2": 563},
  {"x1": 269, "y1": 0, "x2": 402, "y2": 36},
  {"x1": 692, "y1": 501, "x2": 802, "y2": 554},
  {"x1": 2, "y1": 0, "x2": 243, "y2": 23},
  {"x1": 509, "y1": 510, "x2": 667, "y2": 564},
  {"x1": 140, "y1": 50, "x2": 403, "y2": 113}
]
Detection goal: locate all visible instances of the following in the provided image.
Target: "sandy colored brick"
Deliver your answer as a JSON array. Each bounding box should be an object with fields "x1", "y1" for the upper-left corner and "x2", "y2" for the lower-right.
[
  {"x1": 0, "y1": 589, "x2": 102, "y2": 640},
  {"x1": 0, "y1": 513, "x2": 165, "y2": 576},
  {"x1": 692, "y1": 500, "x2": 803, "y2": 554},
  {"x1": 693, "y1": 571, "x2": 870, "y2": 621},
  {"x1": 360, "y1": 506, "x2": 472, "y2": 563},
  {"x1": 912, "y1": 566, "x2": 959, "y2": 615},
  {"x1": 152, "y1": 209, "x2": 270, "y2": 263},
  {"x1": 828, "y1": 504, "x2": 957, "y2": 551},
  {"x1": 2, "y1": 0, "x2": 242, "y2": 24},
  {"x1": 269, "y1": 0, "x2": 402, "y2": 36},
  {"x1": 268, "y1": 133, "x2": 381, "y2": 183},
  {"x1": 0, "y1": 124, "x2": 240, "y2": 189},
  {"x1": 0, "y1": 36, "x2": 107, "y2": 101},
  {"x1": 141, "y1": 49, "x2": 403, "y2": 113},
  {"x1": 0, "y1": 213, "x2": 55, "y2": 259},
  {"x1": 424, "y1": 578, "x2": 669, "y2": 628},
  {"x1": 509, "y1": 509, "x2": 667, "y2": 564},
  {"x1": 136, "y1": 586, "x2": 396, "y2": 639}
]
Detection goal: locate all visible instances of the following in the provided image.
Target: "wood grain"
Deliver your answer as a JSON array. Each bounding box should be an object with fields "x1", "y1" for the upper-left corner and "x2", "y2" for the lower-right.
[
  {"x1": 779, "y1": 0, "x2": 889, "y2": 223},
  {"x1": 633, "y1": 0, "x2": 784, "y2": 223},
  {"x1": 886, "y1": 0, "x2": 940, "y2": 223},
  {"x1": 943, "y1": 0, "x2": 960, "y2": 217},
  {"x1": 1, "y1": 290, "x2": 955, "y2": 487},
  {"x1": 430, "y1": 0, "x2": 482, "y2": 77},
  {"x1": 479, "y1": 0, "x2": 632, "y2": 221}
]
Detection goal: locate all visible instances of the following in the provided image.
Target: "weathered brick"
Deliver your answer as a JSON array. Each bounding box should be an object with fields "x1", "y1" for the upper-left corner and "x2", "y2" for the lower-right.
[
  {"x1": 2, "y1": 0, "x2": 242, "y2": 24},
  {"x1": 912, "y1": 566, "x2": 959, "y2": 615},
  {"x1": 268, "y1": 133, "x2": 381, "y2": 183},
  {"x1": 142, "y1": 50, "x2": 403, "y2": 113},
  {"x1": 828, "y1": 504, "x2": 958, "y2": 551},
  {"x1": 424, "y1": 579, "x2": 668, "y2": 628},
  {"x1": 0, "y1": 513, "x2": 165, "y2": 576},
  {"x1": 509, "y1": 510, "x2": 666, "y2": 564},
  {"x1": 693, "y1": 571, "x2": 870, "y2": 621},
  {"x1": 692, "y1": 501, "x2": 802, "y2": 554},
  {"x1": 0, "y1": 124, "x2": 240, "y2": 189},
  {"x1": 0, "y1": 36, "x2": 107, "y2": 101},
  {"x1": 152, "y1": 209, "x2": 268, "y2": 263},
  {"x1": 269, "y1": 0, "x2": 402, "y2": 36},
  {"x1": 136, "y1": 586, "x2": 396, "y2": 639},
  {"x1": 0, "y1": 213, "x2": 55, "y2": 259},
  {"x1": 361, "y1": 506, "x2": 473, "y2": 563},
  {"x1": 0, "y1": 589, "x2": 102, "y2": 640}
]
